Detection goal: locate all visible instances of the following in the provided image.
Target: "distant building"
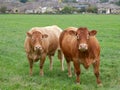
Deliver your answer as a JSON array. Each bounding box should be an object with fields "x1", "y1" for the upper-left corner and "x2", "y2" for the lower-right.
[{"x1": 97, "y1": 3, "x2": 120, "y2": 14}]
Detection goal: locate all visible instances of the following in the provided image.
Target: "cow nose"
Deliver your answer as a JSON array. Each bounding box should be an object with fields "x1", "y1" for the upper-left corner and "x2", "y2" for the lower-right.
[
  {"x1": 79, "y1": 44, "x2": 88, "y2": 51},
  {"x1": 35, "y1": 46, "x2": 42, "y2": 50}
]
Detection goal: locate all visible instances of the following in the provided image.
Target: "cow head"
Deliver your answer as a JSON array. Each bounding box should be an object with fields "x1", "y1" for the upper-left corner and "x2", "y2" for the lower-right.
[
  {"x1": 27, "y1": 31, "x2": 48, "y2": 52},
  {"x1": 69, "y1": 27, "x2": 97, "y2": 52}
]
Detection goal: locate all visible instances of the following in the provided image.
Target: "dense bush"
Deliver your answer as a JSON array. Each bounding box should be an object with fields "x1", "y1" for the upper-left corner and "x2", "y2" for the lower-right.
[
  {"x1": 60, "y1": 5, "x2": 98, "y2": 14},
  {"x1": 100, "y1": 0, "x2": 109, "y2": 3},
  {"x1": 60, "y1": 6, "x2": 75, "y2": 14},
  {"x1": 86, "y1": 6, "x2": 98, "y2": 13},
  {"x1": 116, "y1": 0, "x2": 120, "y2": 6},
  {"x1": 63, "y1": 0, "x2": 77, "y2": 3},
  {"x1": 19, "y1": 0, "x2": 28, "y2": 3},
  {"x1": 0, "y1": 6, "x2": 7, "y2": 13}
]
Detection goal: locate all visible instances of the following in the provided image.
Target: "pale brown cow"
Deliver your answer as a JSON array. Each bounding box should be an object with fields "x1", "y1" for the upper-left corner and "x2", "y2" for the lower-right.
[
  {"x1": 24, "y1": 25, "x2": 64, "y2": 76},
  {"x1": 59, "y1": 27, "x2": 102, "y2": 85}
]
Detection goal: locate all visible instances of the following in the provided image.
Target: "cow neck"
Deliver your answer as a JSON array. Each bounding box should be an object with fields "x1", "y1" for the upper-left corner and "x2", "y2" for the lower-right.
[
  {"x1": 79, "y1": 50, "x2": 89, "y2": 58},
  {"x1": 35, "y1": 49, "x2": 43, "y2": 55},
  {"x1": 33, "y1": 50, "x2": 42, "y2": 61},
  {"x1": 78, "y1": 50, "x2": 91, "y2": 69}
]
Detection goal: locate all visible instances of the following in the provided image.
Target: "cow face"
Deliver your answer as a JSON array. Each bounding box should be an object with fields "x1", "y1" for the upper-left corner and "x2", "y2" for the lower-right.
[
  {"x1": 27, "y1": 31, "x2": 48, "y2": 52},
  {"x1": 69, "y1": 27, "x2": 97, "y2": 52}
]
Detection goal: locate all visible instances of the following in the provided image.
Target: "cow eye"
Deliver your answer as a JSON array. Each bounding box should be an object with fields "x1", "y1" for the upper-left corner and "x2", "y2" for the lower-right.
[
  {"x1": 87, "y1": 34, "x2": 89, "y2": 40},
  {"x1": 31, "y1": 38, "x2": 35, "y2": 42},
  {"x1": 39, "y1": 37, "x2": 43, "y2": 41},
  {"x1": 77, "y1": 35, "x2": 79, "y2": 40}
]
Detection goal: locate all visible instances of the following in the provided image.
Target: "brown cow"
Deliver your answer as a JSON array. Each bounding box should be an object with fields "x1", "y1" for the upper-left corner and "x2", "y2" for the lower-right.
[
  {"x1": 59, "y1": 27, "x2": 102, "y2": 85},
  {"x1": 24, "y1": 25, "x2": 64, "y2": 76}
]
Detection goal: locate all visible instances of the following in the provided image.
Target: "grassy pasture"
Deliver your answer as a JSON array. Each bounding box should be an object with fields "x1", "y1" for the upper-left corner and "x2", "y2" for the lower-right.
[{"x1": 0, "y1": 14, "x2": 120, "y2": 90}]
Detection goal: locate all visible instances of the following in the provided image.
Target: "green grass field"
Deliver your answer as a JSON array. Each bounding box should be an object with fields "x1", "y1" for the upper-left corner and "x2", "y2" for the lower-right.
[{"x1": 0, "y1": 14, "x2": 120, "y2": 90}]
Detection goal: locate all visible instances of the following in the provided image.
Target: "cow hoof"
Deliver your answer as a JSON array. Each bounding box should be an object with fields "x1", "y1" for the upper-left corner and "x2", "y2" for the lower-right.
[
  {"x1": 40, "y1": 72, "x2": 44, "y2": 76},
  {"x1": 50, "y1": 68, "x2": 53, "y2": 71},
  {"x1": 29, "y1": 74, "x2": 32, "y2": 76},
  {"x1": 40, "y1": 74, "x2": 44, "y2": 76},
  {"x1": 61, "y1": 68, "x2": 64, "y2": 71},
  {"x1": 97, "y1": 83, "x2": 103, "y2": 87},
  {"x1": 29, "y1": 72, "x2": 33, "y2": 76},
  {"x1": 68, "y1": 74, "x2": 72, "y2": 78},
  {"x1": 76, "y1": 82, "x2": 80, "y2": 85}
]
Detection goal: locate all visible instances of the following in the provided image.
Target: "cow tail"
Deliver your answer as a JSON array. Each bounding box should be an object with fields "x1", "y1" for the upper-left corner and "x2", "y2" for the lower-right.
[
  {"x1": 58, "y1": 49, "x2": 63, "y2": 60},
  {"x1": 57, "y1": 49, "x2": 64, "y2": 71}
]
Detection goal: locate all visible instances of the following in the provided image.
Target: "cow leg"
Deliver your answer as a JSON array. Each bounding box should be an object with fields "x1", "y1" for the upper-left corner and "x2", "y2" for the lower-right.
[
  {"x1": 67, "y1": 61, "x2": 72, "y2": 77},
  {"x1": 93, "y1": 60, "x2": 102, "y2": 85},
  {"x1": 48, "y1": 55, "x2": 53, "y2": 71},
  {"x1": 74, "y1": 67, "x2": 76, "y2": 76},
  {"x1": 58, "y1": 50, "x2": 64, "y2": 71},
  {"x1": 65, "y1": 57, "x2": 72, "y2": 77},
  {"x1": 39, "y1": 53, "x2": 46, "y2": 76},
  {"x1": 73, "y1": 59, "x2": 80, "y2": 84},
  {"x1": 27, "y1": 57, "x2": 33, "y2": 76}
]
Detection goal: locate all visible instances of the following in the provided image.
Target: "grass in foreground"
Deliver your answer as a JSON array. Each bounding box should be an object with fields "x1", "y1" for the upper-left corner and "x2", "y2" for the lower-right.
[{"x1": 0, "y1": 14, "x2": 120, "y2": 90}]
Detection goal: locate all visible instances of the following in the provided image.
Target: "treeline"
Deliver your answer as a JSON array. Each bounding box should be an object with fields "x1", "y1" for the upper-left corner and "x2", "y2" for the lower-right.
[
  {"x1": 19, "y1": 0, "x2": 28, "y2": 3},
  {"x1": 60, "y1": 5, "x2": 98, "y2": 14},
  {"x1": 115, "y1": 0, "x2": 120, "y2": 6}
]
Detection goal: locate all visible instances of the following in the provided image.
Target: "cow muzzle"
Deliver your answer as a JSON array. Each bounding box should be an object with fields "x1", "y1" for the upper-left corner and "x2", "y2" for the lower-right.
[
  {"x1": 34, "y1": 45, "x2": 42, "y2": 51},
  {"x1": 79, "y1": 43, "x2": 88, "y2": 51}
]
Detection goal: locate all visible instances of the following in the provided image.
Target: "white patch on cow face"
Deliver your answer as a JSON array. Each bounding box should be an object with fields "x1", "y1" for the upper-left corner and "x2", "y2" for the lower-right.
[
  {"x1": 78, "y1": 43, "x2": 88, "y2": 51},
  {"x1": 33, "y1": 37, "x2": 43, "y2": 52},
  {"x1": 34, "y1": 44, "x2": 42, "y2": 51}
]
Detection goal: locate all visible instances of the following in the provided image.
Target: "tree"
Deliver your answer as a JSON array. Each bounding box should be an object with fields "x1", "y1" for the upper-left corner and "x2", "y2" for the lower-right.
[
  {"x1": 86, "y1": 6, "x2": 98, "y2": 13},
  {"x1": 100, "y1": 0, "x2": 109, "y2": 3},
  {"x1": 0, "y1": 6, "x2": 7, "y2": 13},
  {"x1": 63, "y1": 0, "x2": 77, "y2": 3},
  {"x1": 78, "y1": 7, "x2": 86, "y2": 13},
  {"x1": 60, "y1": 6, "x2": 75, "y2": 14},
  {"x1": 19, "y1": 0, "x2": 28, "y2": 3},
  {"x1": 116, "y1": 0, "x2": 120, "y2": 6}
]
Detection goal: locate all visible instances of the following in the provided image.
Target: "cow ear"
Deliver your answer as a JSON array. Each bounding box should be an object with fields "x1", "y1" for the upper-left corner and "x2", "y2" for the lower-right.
[
  {"x1": 27, "y1": 32, "x2": 32, "y2": 37},
  {"x1": 69, "y1": 30, "x2": 77, "y2": 36},
  {"x1": 42, "y1": 34, "x2": 48, "y2": 38},
  {"x1": 89, "y1": 30, "x2": 97, "y2": 36}
]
